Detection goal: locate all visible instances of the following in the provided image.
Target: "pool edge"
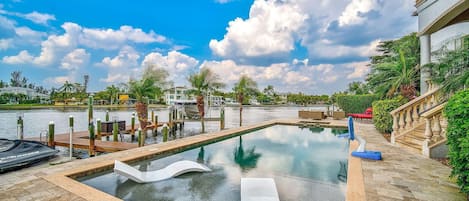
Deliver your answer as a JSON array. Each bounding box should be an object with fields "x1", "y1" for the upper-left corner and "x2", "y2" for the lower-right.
[{"x1": 41, "y1": 118, "x2": 363, "y2": 201}]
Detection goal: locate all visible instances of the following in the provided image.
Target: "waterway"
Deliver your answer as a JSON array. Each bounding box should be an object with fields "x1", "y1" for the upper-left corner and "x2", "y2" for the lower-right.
[{"x1": 0, "y1": 106, "x2": 328, "y2": 140}]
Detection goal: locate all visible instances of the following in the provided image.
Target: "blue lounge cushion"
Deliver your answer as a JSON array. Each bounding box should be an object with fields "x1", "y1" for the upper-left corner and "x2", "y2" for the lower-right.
[{"x1": 351, "y1": 151, "x2": 382, "y2": 160}]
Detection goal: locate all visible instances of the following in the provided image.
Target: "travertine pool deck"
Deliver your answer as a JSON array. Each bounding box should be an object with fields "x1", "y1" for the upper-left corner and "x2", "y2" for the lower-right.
[{"x1": 0, "y1": 118, "x2": 465, "y2": 201}]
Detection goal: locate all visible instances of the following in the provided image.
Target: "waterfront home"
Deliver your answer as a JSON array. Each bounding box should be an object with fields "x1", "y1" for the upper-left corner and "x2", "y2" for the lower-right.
[
  {"x1": 0, "y1": 87, "x2": 49, "y2": 104},
  {"x1": 390, "y1": 0, "x2": 468, "y2": 157}
]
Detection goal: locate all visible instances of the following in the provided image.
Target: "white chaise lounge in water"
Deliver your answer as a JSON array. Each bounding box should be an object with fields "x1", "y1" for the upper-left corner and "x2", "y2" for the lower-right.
[
  {"x1": 241, "y1": 178, "x2": 280, "y2": 201},
  {"x1": 113, "y1": 160, "x2": 211, "y2": 183}
]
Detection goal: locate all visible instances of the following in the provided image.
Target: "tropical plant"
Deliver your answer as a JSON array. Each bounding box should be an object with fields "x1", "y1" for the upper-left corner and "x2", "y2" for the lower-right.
[
  {"x1": 142, "y1": 64, "x2": 170, "y2": 102},
  {"x1": 233, "y1": 75, "x2": 257, "y2": 126},
  {"x1": 444, "y1": 90, "x2": 469, "y2": 197},
  {"x1": 347, "y1": 81, "x2": 369, "y2": 95},
  {"x1": 187, "y1": 68, "x2": 224, "y2": 132},
  {"x1": 129, "y1": 78, "x2": 157, "y2": 129},
  {"x1": 367, "y1": 32, "x2": 420, "y2": 99},
  {"x1": 105, "y1": 85, "x2": 120, "y2": 105},
  {"x1": 425, "y1": 36, "x2": 468, "y2": 94}
]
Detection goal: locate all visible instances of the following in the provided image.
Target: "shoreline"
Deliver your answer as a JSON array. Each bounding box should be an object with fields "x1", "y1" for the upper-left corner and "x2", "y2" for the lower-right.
[{"x1": 0, "y1": 104, "x2": 330, "y2": 110}]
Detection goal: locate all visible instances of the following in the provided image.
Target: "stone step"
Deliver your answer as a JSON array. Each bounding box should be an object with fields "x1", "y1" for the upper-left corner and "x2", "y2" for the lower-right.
[
  {"x1": 404, "y1": 133, "x2": 425, "y2": 145},
  {"x1": 396, "y1": 139, "x2": 422, "y2": 154}
]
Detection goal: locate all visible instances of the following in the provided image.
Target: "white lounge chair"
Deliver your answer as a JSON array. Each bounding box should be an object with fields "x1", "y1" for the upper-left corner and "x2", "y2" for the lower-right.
[
  {"x1": 113, "y1": 160, "x2": 211, "y2": 183},
  {"x1": 241, "y1": 178, "x2": 280, "y2": 201}
]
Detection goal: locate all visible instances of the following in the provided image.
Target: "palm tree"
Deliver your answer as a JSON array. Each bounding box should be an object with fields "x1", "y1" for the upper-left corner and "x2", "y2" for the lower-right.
[
  {"x1": 233, "y1": 75, "x2": 257, "y2": 126},
  {"x1": 187, "y1": 68, "x2": 224, "y2": 133},
  {"x1": 105, "y1": 85, "x2": 120, "y2": 105},
  {"x1": 367, "y1": 49, "x2": 419, "y2": 100},
  {"x1": 129, "y1": 78, "x2": 157, "y2": 129}
]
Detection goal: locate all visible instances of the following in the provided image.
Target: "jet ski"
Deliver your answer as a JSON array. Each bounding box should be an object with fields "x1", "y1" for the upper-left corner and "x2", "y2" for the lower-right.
[{"x1": 0, "y1": 139, "x2": 58, "y2": 173}]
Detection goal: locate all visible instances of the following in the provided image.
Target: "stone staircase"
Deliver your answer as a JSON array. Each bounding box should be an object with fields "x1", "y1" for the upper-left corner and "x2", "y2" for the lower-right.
[{"x1": 390, "y1": 83, "x2": 449, "y2": 158}]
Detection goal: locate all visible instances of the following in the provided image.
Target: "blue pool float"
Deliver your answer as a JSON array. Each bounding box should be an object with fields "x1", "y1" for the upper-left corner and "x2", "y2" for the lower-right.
[{"x1": 344, "y1": 117, "x2": 382, "y2": 160}]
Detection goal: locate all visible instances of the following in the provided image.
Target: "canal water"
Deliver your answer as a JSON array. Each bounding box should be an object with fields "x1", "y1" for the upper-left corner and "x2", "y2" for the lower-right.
[{"x1": 0, "y1": 106, "x2": 328, "y2": 140}]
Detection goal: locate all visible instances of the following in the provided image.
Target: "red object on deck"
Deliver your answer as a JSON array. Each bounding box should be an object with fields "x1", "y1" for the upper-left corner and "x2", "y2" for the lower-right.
[{"x1": 348, "y1": 107, "x2": 373, "y2": 119}]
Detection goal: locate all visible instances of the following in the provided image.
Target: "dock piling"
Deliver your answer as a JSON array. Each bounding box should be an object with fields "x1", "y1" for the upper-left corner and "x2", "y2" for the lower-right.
[
  {"x1": 105, "y1": 110, "x2": 109, "y2": 121},
  {"x1": 48, "y1": 121, "x2": 55, "y2": 148},
  {"x1": 220, "y1": 106, "x2": 225, "y2": 130},
  {"x1": 96, "y1": 119, "x2": 101, "y2": 140},
  {"x1": 137, "y1": 128, "x2": 143, "y2": 147},
  {"x1": 69, "y1": 115, "x2": 74, "y2": 159},
  {"x1": 131, "y1": 113, "x2": 136, "y2": 141},
  {"x1": 17, "y1": 115, "x2": 24, "y2": 140},
  {"x1": 113, "y1": 120, "x2": 118, "y2": 142},
  {"x1": 89, "y1": 120, "x2": 95, "y2": 157},
  {"x1": 162, "y1": 124, "x2": 168, "y2": 142}
]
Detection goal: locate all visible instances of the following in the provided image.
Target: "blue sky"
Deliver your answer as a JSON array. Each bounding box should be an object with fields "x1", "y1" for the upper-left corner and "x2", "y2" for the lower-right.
[{"x1": 0, "y1": 0, "x2": 417, "y2": 94}]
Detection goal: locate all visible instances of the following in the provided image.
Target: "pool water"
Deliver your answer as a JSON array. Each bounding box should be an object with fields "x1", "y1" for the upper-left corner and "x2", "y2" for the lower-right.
[{"x1": 79, "y1": 125, "x2": 349, "y2": 201}]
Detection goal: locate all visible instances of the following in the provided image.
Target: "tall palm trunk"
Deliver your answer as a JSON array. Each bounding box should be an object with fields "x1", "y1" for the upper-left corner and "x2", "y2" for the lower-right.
[
  {"x1": 196, "y1": 95, "x2": 205, "y2": 133},
  {"x1": 136, "y1": 101, "x2": 148, "y2": 129}
]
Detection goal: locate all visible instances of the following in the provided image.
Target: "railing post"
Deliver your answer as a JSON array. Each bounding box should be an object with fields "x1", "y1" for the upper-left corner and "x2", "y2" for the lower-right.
[
  {"x1": 391, "y1": 114, "x2": 399, "y2": 144},
  {"x1": 405, "y1": 108, "x2": 412, "y2": 129},
  {"x1": 433, "y1": 114, "x2": 442, "y2": 141},
  {"x1": 419, "y1": 103, "x2": 425, "y2": 123},
  {"x1": 399, "y1": 111, "x2": 405, "y2": 133},
  {"x1": 412, "y1": 105, "x2": 419, "y2": 126}
]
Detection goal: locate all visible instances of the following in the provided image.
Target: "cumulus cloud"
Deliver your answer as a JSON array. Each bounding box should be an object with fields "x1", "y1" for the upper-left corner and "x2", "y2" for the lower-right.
[
  {"x1": 44, "y1": 76, "x2": 71, "y2": 85},
  {"x1": 338, "y1": 0, "x2": 379, "y2": 27},
  {"x1": 2, "y1": 50, "x2": 34, "y2": 64},
  {"x1": 345, "y1": 61, "x2": 370, "y2": 79},
  {"x1": 141, "y1": 51, "x2": 199, "y2": 85},
  {"x1": 209, "y1": 0, "x2": 307, "y2": 59},
  {"x1": 60, "y1": 49, "x2": 90, "y2": 70},
  {"x1": 0, "y1": 39, "x2": 12, "y2": 50},
  {"x1": 99, "y1": 46, "x2": 140, "y2": 68}
]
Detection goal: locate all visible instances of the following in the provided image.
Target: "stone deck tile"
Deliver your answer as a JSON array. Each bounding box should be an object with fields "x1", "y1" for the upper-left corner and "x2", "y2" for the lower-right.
[{"x1": 355, "y1": 122, "x2": 465, "y2": 201}]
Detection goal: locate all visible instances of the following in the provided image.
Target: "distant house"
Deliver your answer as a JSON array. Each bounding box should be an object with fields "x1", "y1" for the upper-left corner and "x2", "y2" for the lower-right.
[
  {"x1": 0, "y1": 87, "x2": 49, "y2": 103},
  {"x1": 163, "y1": 86, "x2": 193, "y2": 105}
]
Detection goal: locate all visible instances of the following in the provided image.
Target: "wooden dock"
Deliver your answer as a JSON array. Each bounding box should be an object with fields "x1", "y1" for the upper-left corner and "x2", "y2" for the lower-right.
[{"x1": 26, "y1": 123, "x2": 168, "y2": 153}]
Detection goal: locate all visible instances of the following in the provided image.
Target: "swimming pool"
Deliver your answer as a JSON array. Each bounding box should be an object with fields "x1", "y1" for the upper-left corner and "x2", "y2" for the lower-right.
[{"x1": 78, "y1": 125, "x2": 349, "y2": 201}]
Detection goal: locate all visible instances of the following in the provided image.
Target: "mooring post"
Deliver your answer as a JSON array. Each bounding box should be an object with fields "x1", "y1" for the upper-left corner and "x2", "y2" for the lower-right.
[
  {"x1": 96, "y1": 119, "x2": 102, "y2": 140},
  {"x1": 220, "y1": 106, "x2": 225, "y2": 130},
  {"x1": 69, "y1": 115, "x2": 74, "y2": 160},
  {"x1": 88, "y1": 95, "x2": 93, "y2": 126},
  {"x1": 168, "y1": 107, "x2": 173, "y2": 131},
  {"x1": 105, "y1": 110, "x2": 109, "y2": 122},
  {"x1": 113, "y1": 119, "x2": 118, "y2": 142},
  {"x1": 48, "y1": 121, "x2": 55, "y2": 148},
  {"x1": 137, "y1": 128, "x2": 143, "y2": 147},
  {"x1": 162, "y1": 124, "x2": 168, "y2": 142},
  {"x1": 131, "y1": 113, "x2": 136, "y2": 141},
  {"x1": 17, "y1": 116, "x2": 24, "y2": 140},
  {"x1": 89, "y1": 120, "x2": 95, "y2": 157},
  {"x1": 154, "y1": 115, "x2": 158, "y2": 136},
  {"x1": 151, "y1": 110, "x2": 155, "y2": 125}
]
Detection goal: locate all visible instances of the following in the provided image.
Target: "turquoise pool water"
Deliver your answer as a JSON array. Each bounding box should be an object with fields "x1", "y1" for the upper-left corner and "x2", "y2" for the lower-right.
[{"x1": 79, "y1": 125, "x2": 349, "y2": 201}]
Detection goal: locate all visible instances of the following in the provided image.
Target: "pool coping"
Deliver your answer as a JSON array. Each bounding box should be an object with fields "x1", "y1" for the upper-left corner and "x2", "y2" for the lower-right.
[{"x1": 40, "y1": 118, "x2": 364, "y2": 201}]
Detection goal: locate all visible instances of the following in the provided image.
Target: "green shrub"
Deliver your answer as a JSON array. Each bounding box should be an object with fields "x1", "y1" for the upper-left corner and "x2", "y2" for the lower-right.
[
  {"x1": 444, "y1": 89, "x2": 469, "y2": 196},
  {"x1": 336, "y1": 94, "x2": 378, "y2": 114},
  {"x1": 372, "y1": 98, "x2": 405, "y2": 133}
]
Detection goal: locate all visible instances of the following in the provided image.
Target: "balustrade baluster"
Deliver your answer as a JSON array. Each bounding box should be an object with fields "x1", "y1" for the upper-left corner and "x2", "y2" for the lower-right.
[
  {"x1": 405, "y1": 108, "x2": 412, "y2": 129},
  {"x1": 419, "y1": 102, "x2": 425, "y2": 123},
  {"x1": 412, "y1": 104, "x2": 419, "y2": 126},
  {"x1": 424, "y1": 117, "x2": 433, "y2": 142},
  {"x1": 399, "y1": 111, "x2": 405, "y2": 133}
]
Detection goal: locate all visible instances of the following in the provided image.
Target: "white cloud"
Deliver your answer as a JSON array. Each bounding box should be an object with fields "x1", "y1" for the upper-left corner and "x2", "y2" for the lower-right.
[
  {"x1": 60, "y1": 49, "x2": 90, "y2": 70},
  {"x1": 100, "y1": 46, "x2": 140, "y2": 68},
  {"x1": 338, "y1": 0, "x2": 379, "y2": 27},
  {"x1": 0, "y1": 39, "x2": 12, "y2": 50},
  {"x1": 2, "y1": 50, "x2": 33, "y2": 64},
  {"x1": 142, "y1": 51, "x2": 199, "y2": 85},
  {"x1": 346, "y1": 61, "x2": 370, "y2": 79},
  {"x1": 23, "y1": 11, "x2": 56, "y2": 25},
  {"x1": 209, "y1": 0, "x2": 307, "y2": 58},
  {"x1": 80, "y1": 25, "x2": 166, "y2": 50},
  {"x1": 44, "y1": 76, "x2": 72, "y2": 85},
  {"x1": 308, "y1": 39, "x2": 380, "y2": 58},
  {"x1": 100, "y1": 73, "x2": 130, "y2": 83}
]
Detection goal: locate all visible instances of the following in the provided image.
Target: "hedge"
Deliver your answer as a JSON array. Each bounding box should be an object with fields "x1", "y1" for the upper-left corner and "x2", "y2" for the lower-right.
[
  {"x1": 336, "y1": 94, "x2": 378, "y2": 114},
  {"x1": 444, "y1": 89, "x2": 469, "y2": 196},
  {"x1": 372, "y1": 98, "x2": 405, "y2": 133}
]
